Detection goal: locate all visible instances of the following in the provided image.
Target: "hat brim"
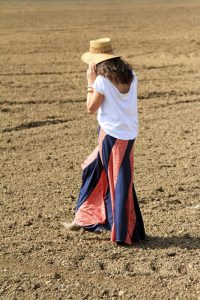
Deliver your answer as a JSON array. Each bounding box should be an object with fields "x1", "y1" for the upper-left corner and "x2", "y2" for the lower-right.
[{"x1": 81, "y1": 52, "x2": 121, "y2": 65}]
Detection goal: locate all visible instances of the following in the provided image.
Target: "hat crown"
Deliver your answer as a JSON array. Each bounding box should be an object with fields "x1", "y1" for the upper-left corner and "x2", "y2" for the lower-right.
[
  {"x1": 90, "y1": 38, "x2": 113, "y2": 54},
  {"x1": 81, "y1": 37, "x2": 120, "y2": 65}
]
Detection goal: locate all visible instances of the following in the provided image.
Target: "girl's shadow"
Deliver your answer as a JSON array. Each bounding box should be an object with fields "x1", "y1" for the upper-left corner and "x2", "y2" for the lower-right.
[
  {"x1": 138, "y1": 234, "x2": 200, "y2": 250},
  {"x1": 80, "y1": 233, "x2": 199, "y2": 250}
]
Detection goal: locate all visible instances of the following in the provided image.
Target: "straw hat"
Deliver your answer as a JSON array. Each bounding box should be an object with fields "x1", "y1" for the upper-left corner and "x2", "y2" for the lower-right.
[{"x1": 81, "y1": 38, "x2": 120, "y2": 65}]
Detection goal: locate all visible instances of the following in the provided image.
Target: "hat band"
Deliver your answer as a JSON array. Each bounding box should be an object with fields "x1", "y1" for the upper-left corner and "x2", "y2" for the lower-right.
[{"x1": 90, "y1": 46, "x2": 113, "y2": 54}]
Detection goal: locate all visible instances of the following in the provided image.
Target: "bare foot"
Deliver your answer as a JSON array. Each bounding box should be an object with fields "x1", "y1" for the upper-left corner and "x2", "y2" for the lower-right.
[{"x1": 62, "y1": 221, "x2": 82, "y2": 232}]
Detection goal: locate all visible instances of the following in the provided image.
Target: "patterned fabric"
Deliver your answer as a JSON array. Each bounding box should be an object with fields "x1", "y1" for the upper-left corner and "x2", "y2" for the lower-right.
[{"x1": 74, "y1": 128, "x2": 145, "y2": 245}]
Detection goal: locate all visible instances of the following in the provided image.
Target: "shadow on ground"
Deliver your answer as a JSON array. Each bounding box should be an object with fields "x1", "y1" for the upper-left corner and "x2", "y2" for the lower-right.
[{"x1": 140, "y1": 235, "x2": 200, "y2": 250}]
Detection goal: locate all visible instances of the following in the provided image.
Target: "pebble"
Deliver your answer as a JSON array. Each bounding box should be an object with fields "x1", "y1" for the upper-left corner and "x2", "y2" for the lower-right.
[
  {"x1": 119, "y1": 290, "x2": 126, "y2": 297},
  {"x1": 60, "y1": 284, "x2": 66, "y2": 291},
  {"x1": 166, "y1": 252, "x2": 176, "y2": 257},
  {"x1": 123, "y1": 262, "x2": 130, "y2": 271},
  {"x1": 150, "y1": 261, "x2": 157, "y2": 271},
  {"x1": 178, "y1": 186, "x2": 185, "y2": 191},
  {"x1": 96, "y1": 261, "x2": 104, "y2": 270},
  {"x1": 52, "y1": 272, "x2": 61, "y2": 280},
  {"x1": 23, "y1": 219, "x2": 33, "y2": 226},
  {"x1": 156, "y1": 186, "x2": 164, "y2": 192},
  {"x1": 183, "y1": 233, "x2": 191, "y2": 239},
  {"x1": 100, "y1": 289, "x2": 109, "y2": 297},
  {"x1": 32, "y1": 283, "x2": 40, "y2": 290}
]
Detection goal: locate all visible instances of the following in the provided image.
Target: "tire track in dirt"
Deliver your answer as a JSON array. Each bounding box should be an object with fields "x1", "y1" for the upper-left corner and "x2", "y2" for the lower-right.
[
  {"x1": 2, "y1": 118, "x2": 78, "y2": 132},
  {"x1": 152, "y1": 98, "x2": 200, "y2": 108},
  {"x1": 0, "y1": 70, "x2": 85, "y2": 76},
  {"x1": 139, "y1": 91, "x2": 200, "y2": 99},
  {"x1": 175, "y1": 98, "x2": 200, "y2": 105},
  {"x1": 0, "y1": 257, "x2": 177, "y2": 283},
  {"x1": 0, "y1": 98, "x2": 85, "y2": 105}
]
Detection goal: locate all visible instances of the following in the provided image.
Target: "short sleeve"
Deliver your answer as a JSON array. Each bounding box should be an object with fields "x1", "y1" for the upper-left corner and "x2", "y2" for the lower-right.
[{"x1": 92, "y1": 75, "x2": 105, "y2": 95}]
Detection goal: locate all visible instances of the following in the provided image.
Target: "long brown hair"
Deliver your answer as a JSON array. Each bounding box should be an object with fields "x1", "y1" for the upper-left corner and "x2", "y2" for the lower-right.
[{"x1": 96, "y1": 58, "x2": 133, "y2": 85}]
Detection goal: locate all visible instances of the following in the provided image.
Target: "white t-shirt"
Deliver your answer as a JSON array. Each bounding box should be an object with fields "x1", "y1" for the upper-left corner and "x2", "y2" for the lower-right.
[{"x1": 92, "y1": 71, "x2": 138, "y2": 140}]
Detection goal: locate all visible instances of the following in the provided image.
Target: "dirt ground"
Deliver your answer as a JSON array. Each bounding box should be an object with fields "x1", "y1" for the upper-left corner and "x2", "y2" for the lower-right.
[{"x1": 0, "y1": 0, "x2": 200, "y2": 299}]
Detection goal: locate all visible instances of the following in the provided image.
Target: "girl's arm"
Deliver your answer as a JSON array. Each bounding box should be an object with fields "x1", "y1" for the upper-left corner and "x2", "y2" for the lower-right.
[
  {"x1": 87, "y1": 90, "x2": 104, "y2": 114},
  {"x1": 86, "y1": 63, "x2": 104, "y2": 114}
]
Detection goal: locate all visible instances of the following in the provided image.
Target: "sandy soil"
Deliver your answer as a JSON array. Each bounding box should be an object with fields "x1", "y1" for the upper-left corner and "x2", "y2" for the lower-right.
[{"x1": 0, "y1": 0, "x2": 200, "y2": 299}]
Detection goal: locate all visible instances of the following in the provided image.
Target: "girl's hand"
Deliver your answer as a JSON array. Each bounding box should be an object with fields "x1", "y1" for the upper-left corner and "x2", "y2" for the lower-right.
[{"x1": 87, "y1": 62, "x2": 97, "y2": 85}]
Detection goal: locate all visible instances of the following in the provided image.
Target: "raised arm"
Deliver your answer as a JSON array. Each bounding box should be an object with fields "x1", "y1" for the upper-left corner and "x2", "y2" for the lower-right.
[{"x1": 86, "y1": 63, "x2": 104, "y2": 114}]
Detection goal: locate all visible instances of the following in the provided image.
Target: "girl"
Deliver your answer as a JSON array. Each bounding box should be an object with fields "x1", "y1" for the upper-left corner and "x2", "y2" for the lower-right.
[{"x1": 64, "y1": 38, "x2": 146, "y2": 245}]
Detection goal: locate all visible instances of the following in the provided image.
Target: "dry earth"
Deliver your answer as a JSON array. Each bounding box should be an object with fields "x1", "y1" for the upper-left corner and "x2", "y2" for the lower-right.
[{"x1": 0, "y1": 0, "x2": 200, "y2": 299}]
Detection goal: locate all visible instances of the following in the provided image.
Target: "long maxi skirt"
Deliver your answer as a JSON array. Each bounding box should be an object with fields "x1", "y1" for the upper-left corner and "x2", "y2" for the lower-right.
[{"x1": 74, "y1": 127, "x2": 146, "y2": 245}]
